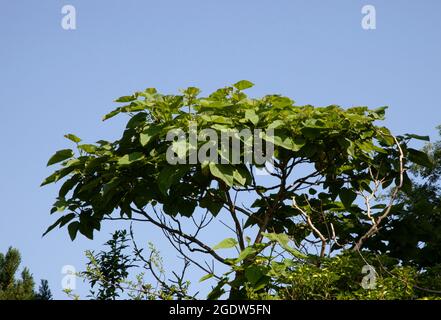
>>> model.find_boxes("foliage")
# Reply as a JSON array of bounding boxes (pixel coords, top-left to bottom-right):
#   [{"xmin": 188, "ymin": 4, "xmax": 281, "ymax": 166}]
[
  {"xmin": 84, "ymin": 230, "xmax": 133, "ymax": 300},
  {"xmin": 43, "ymin": 81, "xmax": 434, "ymax": 299},
  {"xmin": 80, "ymin": 230, "xmax": 193, "ymax": 300},
  {"xmin": 0, "ymin": 247, "xmax": 35, "ymax": 300},
  {"xmin": 363, "ymin": 127, "xmax": 441, "ymax": 269},
  {"xmin": 35, "ymin": 279, "xmax": 53, "ymax": 300},
  {"xmin": 237, "ymin": 250, "xmax": 441, "ymax": 300}
]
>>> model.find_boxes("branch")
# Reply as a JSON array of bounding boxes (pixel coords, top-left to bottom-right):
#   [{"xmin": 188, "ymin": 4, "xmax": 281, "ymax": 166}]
[
  {"xmin": 130, "ymin": 206, "xmax": 230, "ymax": 266},
  {"xmin": 224, "ymin": 187, "xmax": 245, "ymax": 251},
  {"xmin": 353, "ymin": 135, "xmax": 405, "ymax": 251},
  {"xmin": 292, "ymin": 197, "xmax": 327, "ymax": 258}
]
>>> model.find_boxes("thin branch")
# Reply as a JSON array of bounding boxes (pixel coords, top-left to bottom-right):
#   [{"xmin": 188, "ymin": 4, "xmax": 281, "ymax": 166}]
[
  {"xmin": 292, "ymin": 197, "xmax": 327, "ymax": 258},
  {"xmin": 354, "ymin": 135, "xmax": 405, "ymax": 251}
]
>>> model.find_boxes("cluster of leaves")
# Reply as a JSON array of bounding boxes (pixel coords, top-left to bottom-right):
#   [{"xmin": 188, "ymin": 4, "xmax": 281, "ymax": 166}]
[
  {"xmin": 79, "ymin": 230, "xmax": 192, "ymax": 300},
  {"xmin": 270, "ymin": 252, "xmax": 439, "ymax": 300},
  {"xmin": 363, "ymin": 127, "xmax": 441, "ymax": 269},
  {"xmin": 84, "ymin": 230, "xmax": 134, "ymax": 300},
  {"xmin": 206, "ymin": 248, "xmax": 440, "ymax": 300}
]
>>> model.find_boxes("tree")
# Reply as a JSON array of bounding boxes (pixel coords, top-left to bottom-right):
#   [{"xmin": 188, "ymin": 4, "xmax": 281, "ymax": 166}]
[
  {"xmin": 42, "ymin": 81, "xmax": 434, "ymax": 299},
  {"xmin": 363, "ymin": 126, "xmax": 441, "ymax": 270},
  {"xmin": 35, "ymin": 279, "xmax": 53, "ymax": 300},
  {"xmin": 0, "ymin": 247, "xmax": 35, "ymax": 300},
  {"xmin": 84, "ymin": 230, "xmax": 133, "ymax": 300},
  {"xmin": 80, "ymin": 229, "xmax": 193, "ymax": 300}
]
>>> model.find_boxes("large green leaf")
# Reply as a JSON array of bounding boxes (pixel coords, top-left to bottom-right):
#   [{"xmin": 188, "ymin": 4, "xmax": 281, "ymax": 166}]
[
  {"xmin": 405, "ymin": 134, "xmax": 430, "ymax": 142},
  {"xmin": 245, "ymin": 265, "xmax": 265, "ymax": 285},
  {"xmin": 64, "ymin": 134, "xmax": 82, "ymax": 143},
  {"xmin": 233, "ymin": 80, "xmax": 254, "ymax": 91},
  {"xmin": 233, "ymin": 167, "xmax": 251, "ymax": 186},
  {"xmin": 47, "ymin": 149, "xmax": 74, "ymax": 166},
  {"xmin": 158, "ymin": 165, "xmax": 188, "ymax": 195},
  {"xmin": 78, "ymin": 144, "xmax": 96, "ymax": 154},
  {"xmin": 209, "ymin": 163, "xmax": 234, "ymax": 186},
  {"xmin": 339, "ymin": 187, "xmax": 357, "ymax": 209},
  {"xmin": 407, "ymin": 148, "xmax": 433, "ymax": 168},
  {"xmin": 213, "ymin": 238, "xmax": 238, "ymax": 250},
  {"xmin": 67, "ymin": 221, "xmax": 80, "ymax": 241},
  {"xmin": 199, "ymin": 273, "xmax": 214, "ymax": 283},
  {"xmin": 245, "ymin": 109, "xmax": 259, "ymax": 125},
  {"xmin": 140, "ymin": 126, "xmax": 163, "ymax": 146},
  {"xmin": 235, "ymin": 247, "xmax": 256, "ymax": 264},
  {"xmin": 114, "ymin": 95, "xmax": 137, "ymax": 103},
  {"xmin": 117, "ymin": 152, "xmax": 145, "ymax": 165},
  {"xmin": 263, "ymin": 232, "xmax": 307, "ymax": 259}
]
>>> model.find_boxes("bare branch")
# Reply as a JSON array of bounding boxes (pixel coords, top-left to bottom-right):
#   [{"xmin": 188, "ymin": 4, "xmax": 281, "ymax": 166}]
[{"xmin": 354, "ymin": 135, "xmax": 405, "ymax": 251}]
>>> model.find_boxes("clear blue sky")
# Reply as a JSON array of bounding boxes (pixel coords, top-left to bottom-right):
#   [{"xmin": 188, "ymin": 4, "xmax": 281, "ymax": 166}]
[{"xmin": 0, "ymin": 0, "xmax": 440, "ymax": 299}]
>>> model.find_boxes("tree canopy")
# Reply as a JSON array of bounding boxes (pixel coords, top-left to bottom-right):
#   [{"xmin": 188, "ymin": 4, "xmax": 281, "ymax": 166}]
[{"xmin": 43, "ymin": 81, "xmax": 438, "ymax": 299}]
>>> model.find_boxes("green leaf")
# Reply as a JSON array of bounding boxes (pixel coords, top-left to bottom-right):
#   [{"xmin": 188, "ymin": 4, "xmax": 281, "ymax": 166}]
[
  {"xmin": 158, "ymin": 165, "xmax": 188, "ymax": 195},
  {"xmin": 235, "ymin": 247, "xmax": 256, "ymax": 264},
  {"xmin": 407, "ymin": 148, "xmax": 433, "ymax": 168},
  {"xmin": 207, "ymin": 278, "xmax": 227, "ymax": 300},
  {"xmin": 200, "ymin": 194, "xmax": 223, "ymax": 216},
  {"xmin": 144, "ymin": 88, "xmax": 157, "ymax": 95},
  {"xmin": 245, "ymin": 109, "xmax": 259, "ymax": 125},
  {"xmin": 117, "ymin": 152, "xmax": 145, "ymax": 165},
  {"xmin": 41, "ymin": 171, "xmax": 64, "ymax": 187},
  {"xmin": 405, "ymin": 134, "xmax": 430, "ymax": 142},
  {"xmin": 268, "ymin": 120, "xmax": 284, "ymax": 129},
  {"xmin": 376, "ymin": 127, "xmax": 395, "ymax": 146},
  {"xmin": 47, "ymin": 149, "xmax": 74, "ymax": 166},
  {"xmin": 67, "ymin": 221, "xmax": 80, "ymax": 241},
  {"xmin": 115, "ymin": 95, "xmax": 137, "ymax": 103},
  {"xmin": 140, "ymin": 126, "xmax": 162, "ymax": 146},
  {"xmin": 59, "ymin": 174, "xmax": 80, "ymax": 198},
  {"xmin": 263, "ymin": 232, "xmax": 307, "ymax": 259},
  {"xmin": 199, "ymin": 273, "xmax": 214, "ymax": 283},
  {"xmin": 213, "ymin": 238, "xmax": 238, "ymax": 250},
  {"xmin": 42, "ymin": 213, "xmax": 75, "ymax": 237},
  {"xmin": 233, "ymin": 80, "xmax": 254, "ymax": 91},
  {"xmin": 209, "ymin": 163, "xmax": 234, "ymax": 186},
  {"xmin": 263, "ymin": 232, "xmax": 289, "ymax": 246},
  {"xmin": 177, "ymin": 199, "xmax": 197, "ymax": 217},
  {"xmin": 233, "ymin": 167, "xmax": 251, "ymax": 186},
  {"xmin": 301, "ymin": 127, "xmax": 322, "ymax": 139},
  {"xmin": 78, "ymin": 144, "xmax": 96, "ymax": 154},
  {"xmin": 245, "ymin": 265, "xmax": 265, "ymax": 285},
  {"xmin": 262, "ymin": 132, "xmax": 305, "ymax": 152},
  {"xmin": 369, "ymin": 106, "xmax": 388, "ymax": 119},
  {"xmin": 64, "ymin": 134, "xmax": 82, "ymax": 143},
  {"xmin": 339, "ymin": 187, "xmax": 357, "ymax": 209},
  {"xmin": 183, "ymin": 87, "xmax": 201, "ymax": 97},
  {"xmin": 102, "ymin": 108, "xmax": 121, "ymax": 121}
]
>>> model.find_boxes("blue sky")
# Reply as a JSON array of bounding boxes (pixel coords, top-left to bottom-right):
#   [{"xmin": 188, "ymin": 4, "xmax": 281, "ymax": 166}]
[{"xmin": 0, "ymin": 0, "xmax": 440, "ymax": 299}]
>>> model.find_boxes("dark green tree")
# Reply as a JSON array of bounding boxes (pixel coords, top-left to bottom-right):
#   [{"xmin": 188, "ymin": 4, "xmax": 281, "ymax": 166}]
[
  {"xmin": 0, "ymin": 247, "xmax": 35, "ymax": 300},
  {"xmin": 35, "ymin": 279, "xmax": 53, "ymax": 300},
  {"xmin": 364, "ymin": 126, "xmax": 441, "ymax": 269},
  {"xmin": 83, "ymin": 230, "xmax": 133, "ymax": 300}
]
